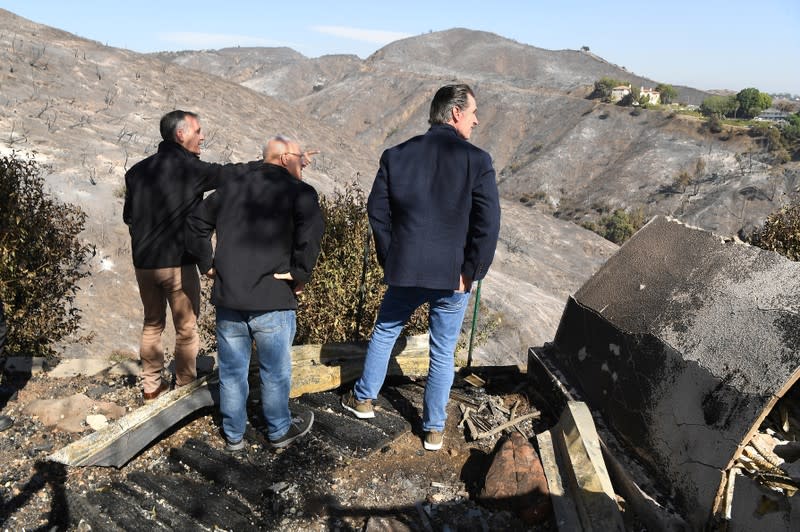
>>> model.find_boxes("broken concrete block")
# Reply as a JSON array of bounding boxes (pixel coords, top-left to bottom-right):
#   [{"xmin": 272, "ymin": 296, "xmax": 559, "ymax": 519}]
[
  {"xmin": 481, "ymin": 431, "xmax": 551, "ymax": 524},
  {"xmin": 547, "ymin": 216, "xmax": 800, "ymax": 528}
]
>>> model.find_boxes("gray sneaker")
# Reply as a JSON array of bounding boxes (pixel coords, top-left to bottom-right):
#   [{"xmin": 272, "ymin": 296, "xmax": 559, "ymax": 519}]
[
  {"xmin": 341, "ymin": 389, "xmax": 375, "ymax": 419},
  {"xmin": 225, "ymin": 438, "xmax": 246, "ymax": 452},
  {"xmin": 424, "ymin": 430, "xmax": 443, "ymax": 451},
  {"xmin": 270, "ymin": 411, "xmax": 314, "ymax": 449}
]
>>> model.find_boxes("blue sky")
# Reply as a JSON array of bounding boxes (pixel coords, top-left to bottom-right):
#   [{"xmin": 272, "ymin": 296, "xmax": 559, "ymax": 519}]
[{"xmin": 3, "ymin": 0, "xmax": 798, "ymax": 95}]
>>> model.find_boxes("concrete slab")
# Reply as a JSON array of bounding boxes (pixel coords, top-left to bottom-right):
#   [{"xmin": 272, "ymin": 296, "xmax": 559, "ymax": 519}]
[
  {"xmin": 548, "ymin": 216, "xmax": 800, "ymax": 527},
  {"xmin": 48, "ymin": 358, "xmax": 113, "ymax": 378}
]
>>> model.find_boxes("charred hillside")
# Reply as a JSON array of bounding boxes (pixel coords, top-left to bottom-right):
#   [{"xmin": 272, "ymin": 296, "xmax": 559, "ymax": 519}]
[
  {"xmin": 0, "ymin": 9, "xmax": 619, "ymax": 364},
  {"xmin": 163, "ymin": 27, "xmax": 796, "ymax": 237}
]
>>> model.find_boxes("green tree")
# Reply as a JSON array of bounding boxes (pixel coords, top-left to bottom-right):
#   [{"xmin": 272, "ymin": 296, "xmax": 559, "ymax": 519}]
[
  {"xmin": 656, "ymin": 83, "xmax": 678, "ymax": 105},
  {"xmin": 0, "ymin": 155, "xmax": 93, "ymax": 357},
  {"xmin": 592, "ymin": 77, "xmax": 623, "ymax": 100},
  {"xmin": 701, "ymin": 95, "xmax": 739, "ymax": 118},
  {"xmin": 736, "ymin": 88, "xmax": 772, "ymax": 118}
]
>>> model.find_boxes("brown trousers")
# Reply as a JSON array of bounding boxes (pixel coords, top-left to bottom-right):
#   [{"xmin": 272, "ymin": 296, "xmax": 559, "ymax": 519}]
[{"xmin": 135, "ymin": 265, "xmax": 200, "ymax": 393}]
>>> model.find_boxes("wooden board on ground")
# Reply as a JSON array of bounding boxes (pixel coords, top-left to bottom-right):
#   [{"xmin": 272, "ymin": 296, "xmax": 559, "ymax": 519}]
[{"xmin": 49, "ymin": 335, "xmax": 429, "ymax": 467}]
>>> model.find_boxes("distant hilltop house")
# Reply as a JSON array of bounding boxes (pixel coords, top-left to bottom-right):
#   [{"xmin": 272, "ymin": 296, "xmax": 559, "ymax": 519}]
[
  {"xmin": 609, "ymin": 84, "xmax": 661, "ymax": 104},
  {"xmin": 639, "ymin": 86, "xmax": 660, "ymax": 105},
  {"xmin": 755, "ymin": 108, "xmax": 791, "ymax": 123},
  {"xmin": 610, "ymin": 84, "xmax": 632, "ymax": 102}
]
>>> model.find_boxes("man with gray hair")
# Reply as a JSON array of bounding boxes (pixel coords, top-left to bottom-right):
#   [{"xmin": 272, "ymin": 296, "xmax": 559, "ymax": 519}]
[
  {"xmin": 124, "ymin": 110, "xmax": 253, "ymax": 403},
  {"xmin": 342, "ymin": 84, "xmax": 501, "ymax": 451},
  {"xmin": 186, "ymin": 135, "xmax": 324, "ymax": 451}
]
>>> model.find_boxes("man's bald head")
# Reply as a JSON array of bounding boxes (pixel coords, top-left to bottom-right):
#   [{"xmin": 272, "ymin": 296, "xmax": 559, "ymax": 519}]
[{"xmin": 264, "ymin": 135, "xmax": 306, "ymax": 179}]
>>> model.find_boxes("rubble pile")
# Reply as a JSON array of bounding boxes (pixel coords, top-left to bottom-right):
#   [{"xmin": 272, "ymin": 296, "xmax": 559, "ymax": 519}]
[{"xmin": 733, "ymin": 386, "xmax": 800, "ymax": 497}]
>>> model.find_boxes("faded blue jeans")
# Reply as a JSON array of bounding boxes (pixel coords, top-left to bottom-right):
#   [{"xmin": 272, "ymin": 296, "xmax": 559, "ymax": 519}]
[
  {"xmin": 354, "ymin": 286, "xmax": 470, "ymax": 432},
  {"xmin": 216, "ymin": 307, "xmax": 296, "ymax": 443}
]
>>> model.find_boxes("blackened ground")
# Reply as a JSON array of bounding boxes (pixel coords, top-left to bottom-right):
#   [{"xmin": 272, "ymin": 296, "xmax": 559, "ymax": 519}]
[{"xmin": 0, "ymin": 367, "xmax": 556, "ymax": 531}]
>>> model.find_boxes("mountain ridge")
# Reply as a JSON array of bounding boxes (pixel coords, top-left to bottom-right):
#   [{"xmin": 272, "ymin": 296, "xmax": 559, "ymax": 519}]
[{"xmin": 0, "ymin": 9, "xmax": 795, "ymax": 365}]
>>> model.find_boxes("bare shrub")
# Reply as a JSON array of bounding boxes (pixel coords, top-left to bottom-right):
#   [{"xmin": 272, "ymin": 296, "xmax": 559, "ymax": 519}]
[{"xmin": 748, "ymin": 203, "xmax": 800, "ymax": 261}]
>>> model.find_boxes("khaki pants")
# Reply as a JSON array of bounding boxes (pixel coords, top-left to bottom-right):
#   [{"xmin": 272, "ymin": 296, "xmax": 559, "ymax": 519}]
[{"xmin": 135, "ymin": 265, "xmax": 200, "ymax": 393}]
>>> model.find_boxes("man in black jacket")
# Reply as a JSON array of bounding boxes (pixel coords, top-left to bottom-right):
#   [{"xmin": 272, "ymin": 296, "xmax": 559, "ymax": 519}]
[
  {"xmin": 186, "ymin": 135, "xmax": 324, "ymax": 451},
  {"xmin": 341, "ymin": 84, "xmax": 501, "ymax": 451},
  {"xmin": 124, "ymin": 110, "xmax": 252, "ymax": 403}
]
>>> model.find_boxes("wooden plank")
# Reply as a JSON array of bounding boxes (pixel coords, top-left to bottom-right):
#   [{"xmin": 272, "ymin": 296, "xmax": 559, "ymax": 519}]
[
  {"xmin": 290, "ymin": 334, "xmax": 429, "ymax": 397},
  {"xmin": 49, "ymin": 374, "xmax": 217, "ymax": 467},
  {"xmin": 554, "ymin": 401, "xmax": 624, "ymax": 532},
  {"xmin": 49, "ymin": 335, "xmax": 430, "ymax": 467},
  {"xmin": 536, "ymin": 429, "xmax": 582, "ymax": 531}
]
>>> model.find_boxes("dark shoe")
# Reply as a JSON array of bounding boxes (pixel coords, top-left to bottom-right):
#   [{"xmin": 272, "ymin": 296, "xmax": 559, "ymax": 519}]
[
  {"xmin": 143, "ymin": 382, "xmax": 170, "ymax": 403},
  {"xmin": 341, "ymin": 389, "xmax": 375, "ymax": 419},
  {"xmin": 0, "ymin": 415, "xmax": 13, "ymax": 432},
  {"xmin": 269, "ymin": 411, "xmax": 314, "ymax": 449},
  {"xmin": 424, "ymin": 430, "xmax": 443, "ymax": 451},
  {"xmin": 225, "ymin": 438, "xmax": 246, "ymax": 452}
]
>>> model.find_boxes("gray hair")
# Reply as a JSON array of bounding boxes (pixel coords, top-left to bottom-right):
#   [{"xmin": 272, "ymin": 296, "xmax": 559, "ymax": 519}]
[
  {"xmin": 428, "ymin": 84, "xmax": 474, "ymax": 125},
  {"xmin": 159, "ymin": 110, "xmax": 198, "ymax": 142}
]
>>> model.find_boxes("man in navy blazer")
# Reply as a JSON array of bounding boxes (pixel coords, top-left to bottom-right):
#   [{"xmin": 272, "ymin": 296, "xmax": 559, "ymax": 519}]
[{"xmin": 342, "ymin": 84, "xmax": 501, "ymax": 451}]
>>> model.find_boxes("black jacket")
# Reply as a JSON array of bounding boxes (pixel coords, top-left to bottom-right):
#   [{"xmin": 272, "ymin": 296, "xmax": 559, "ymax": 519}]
[
  {"xmin": 123, "ymin": 141, "xmax": 251, "ymax": 269},
  {"xmin": 185, "ymin": 163, "xmax": 324, "ymax": 312},
  {"xmin": 367, "ymin": 124, "xmax": 501, "ymax": 289}
]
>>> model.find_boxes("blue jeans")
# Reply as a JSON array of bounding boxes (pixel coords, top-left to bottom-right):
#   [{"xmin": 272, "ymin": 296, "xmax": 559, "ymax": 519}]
[
  {"xmin": 216, "ymin": 307, "xmax": 296, "ymax": 442},
  {"xmin": 354, "ymin": 286, "xmax": 470, "ymax": 432}
]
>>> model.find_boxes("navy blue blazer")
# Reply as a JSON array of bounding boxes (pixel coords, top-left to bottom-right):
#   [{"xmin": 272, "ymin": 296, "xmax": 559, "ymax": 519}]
[{"xmin": 367, "ymin": 124, "xmax": 501, "ymax": 290}]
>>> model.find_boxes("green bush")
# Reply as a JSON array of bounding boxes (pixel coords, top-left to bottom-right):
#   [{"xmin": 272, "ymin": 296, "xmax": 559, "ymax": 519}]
[
  {"xmin": 585, "ymin": 207, "xmax": 647, "ymax": 245},
  {"xmin": 197, "ymin": 181, "xmax": 428, "ymax": 349},
  {"xmin": 748, "ymin": 204, "xmax": 800, "ymax": 261},
  {"xmin": 0, "ymin": 154, "xmax": 93, "ymax": 357},
  {"xmin": 296, "ymin": 181, "xmax": 427, "ymax": 344}
]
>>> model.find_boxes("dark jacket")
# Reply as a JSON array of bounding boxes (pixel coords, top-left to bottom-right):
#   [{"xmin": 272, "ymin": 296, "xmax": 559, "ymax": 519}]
[
  {"xmin": 185, "ymin": 163, "xmax": 324, "ymax": 312},
  {"xmin": 123, "ymin": 141, "xmax": 251, "ymax": 269},
  {"xmin": 367, "ymin": 124, "xmax": 501, "ymax": 290}
]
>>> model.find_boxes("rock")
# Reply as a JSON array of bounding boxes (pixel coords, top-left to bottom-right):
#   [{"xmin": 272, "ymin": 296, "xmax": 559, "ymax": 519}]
[
  {"xmin": 480, "ymin": 432, "xmax": 551, "ymax": 524},
  {"xmin": 86, "ymin": 414, "xmax": 108, "ymax": 430},
  {"xmin": 23, "ymin": 393, "xmax": 125, "ymax": 432}
]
